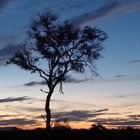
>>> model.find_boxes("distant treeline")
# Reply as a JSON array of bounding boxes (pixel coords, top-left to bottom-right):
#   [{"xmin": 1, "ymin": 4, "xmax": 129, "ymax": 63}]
[{"xmin": 0, "ymin": 126, "xmax": 140, "ymax": 140}]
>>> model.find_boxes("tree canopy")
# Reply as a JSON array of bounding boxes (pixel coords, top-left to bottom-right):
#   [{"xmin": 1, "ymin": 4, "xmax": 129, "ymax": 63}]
[{"xmin": 8, "ymin": 12, "xmax": 107, "ymax": 130}]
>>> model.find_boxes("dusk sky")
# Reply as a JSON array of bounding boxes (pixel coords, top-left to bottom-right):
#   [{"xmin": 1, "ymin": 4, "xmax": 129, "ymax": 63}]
[{"xmin": 0, "ymin": 0, "xmax": 140, "ymax": 129}]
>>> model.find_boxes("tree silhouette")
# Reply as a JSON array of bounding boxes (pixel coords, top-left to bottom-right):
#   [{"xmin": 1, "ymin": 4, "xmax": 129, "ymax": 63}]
[{"xmin": 8, "ymin": 12, "xmax": 107, "ymax": 131}]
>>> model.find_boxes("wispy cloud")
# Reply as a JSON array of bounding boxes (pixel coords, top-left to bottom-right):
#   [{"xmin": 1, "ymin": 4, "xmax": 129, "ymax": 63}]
[
  {"xmin": 0, "ymin": 44, "xmax": 21, "ymax": 66},
  {"xmin": 70, "ymin": 0, "xmax": 139, "ymax": 25},
  {"xmin": 24, "ymin": 75, "xmax": 89, "ymax": 87},
  {"xmin": 90, "ymin": 118, "xmax": 140, "ymax": 126},
  {"xmin": 114, "ymin": 75, "xmax": 128, "ymax": 78},
  {"xmin": 0, "ymin": 0, "xmax": 16, "ymax": 12},
  {"xmin": 115, "ymin": 93, "xmax": 140, "ymax": 98},
  {"xmin": 0, "ymin": 114, "xmax": 17, "ymax": 118},
  {"xmin": 16, "ymin": 106, "xmax": 44, "ymax": 112},
  {"xmin": 24, "ymin": 74, "xmax": 140, "ymax": 88},
  {"xmin": 51, "ymin": 99, "xmax": 96, "ymax": 112},
  {"xmin": 0, "ymin": 96, "xmax": 31, "ymax": 103},
  {"xmin": 128, "ymin": 59, "xmax": 140, "ymax": 64},
  {"xmin": 51, "ymin": 109, "xmax": 109, "ymax": 122},
  {"xmin": 95, "ymin": 75, "xmax": 140, "ymax": 83},
  {"xmin": 115, "ymin": 102, "xmax": 138, "ymax": 108},
  {"xmin": 0, "ymin": 118, "xmax": 38, "ymax": 125},
  {"xmin": 95, "ymin": 108, "xmax": 109, "ymax": 113},
  {"xmin": 62, "ymin": 75, "xmax": 89, "ymax": 83},
  {"xmin": 127, "ymin": 114, "xmax": 140, "ymax": 118},
  {"xmin": 24, "ymin": 81, "xmax": 46, "ymax": 86},
  {"xmin": 52, "ymin": 110, "xmax": 97, "ymax": 122}
]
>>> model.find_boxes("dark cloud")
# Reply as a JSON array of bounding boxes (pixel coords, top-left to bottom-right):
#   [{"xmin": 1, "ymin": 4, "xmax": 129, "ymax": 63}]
[
  {"xmin": 0, "ymin": 127, "xmax": 18, "ymax": 131},
  {"xmin": 127, "ymin": 114, "xmax": 140, "ymax": 119},
  {"xmin": 0, "ymin": 0, "xmax": 16, "ymax": 12},
  {"xmin": 114, "ymin": 75, "xmax": 128, "ymax": 78},
  {"xmin": 52, "ymin": 110, "xmax": 107, "ymax": 122},
  {"xmin": 95, "ymin": 108, "xmax": 109, "ymax": 113},
  {"xmin": 128, "ymin": 59, "xmax": 140, "ymax": 64},
  {"xmin": 52, "ymin": 110, "xmax": 94, "ymax": 122},
  {"xmin": 24, "ymin": 75, "xmax": 140, "ymax": 87},
  {"xmin": 0, "ymin": 118, "xmax": 38, "ymax": 125},
  {"xmin": 62, "ymin": 75, "xmax": 89, "ymax": 83},
  {"xmin": 24, "ymin": 80, "xmax": 46, "ymax": 86},
  {"xmin": 89, "ymin": 112, "xmax": 140, "ymax": 126},
  {"xmin": 16, "ymin": 106, "xmax": 44, "ymax": 112},
  {"xmin": 89, "ymin": 118, "xmax": 140, "ymax": 126},
  {"xmin": 24, "ymin": 75, "xmax": 88, "ymax": 87},
  {"xmin": 0, "ymin": 96, "xmax": 31, "ymax": 103},
  {"xmin": 0, "ymin": 44, "xmax": 21, "ymax": 65},
  {"xmin": 0, "ymin": 34, "xmax": 19, "ymax": 46},
  {"xmin": 0, "ymin": 114, "xmax": 17, "ymax": 118},
  {"xmin": 70, "ymin": 0, "xmax": 139, "ymax": 25}
]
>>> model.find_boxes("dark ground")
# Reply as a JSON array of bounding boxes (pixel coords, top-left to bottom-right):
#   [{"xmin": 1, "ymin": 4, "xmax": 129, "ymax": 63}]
[{"xmin": 0, "ymin": 127, "xmax": 140, "ymax": 140}]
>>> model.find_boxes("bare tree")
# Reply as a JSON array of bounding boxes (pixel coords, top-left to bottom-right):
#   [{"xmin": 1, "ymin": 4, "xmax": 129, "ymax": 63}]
[{"xmin": 8, "ymin": 12, "xmax": 107, "ymax": 131}]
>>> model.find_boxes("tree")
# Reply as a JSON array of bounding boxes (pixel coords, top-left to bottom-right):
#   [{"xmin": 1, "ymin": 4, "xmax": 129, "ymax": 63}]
[{"xmin": 8, "ymin": 12, "xmax": 107, "ymax": 131}]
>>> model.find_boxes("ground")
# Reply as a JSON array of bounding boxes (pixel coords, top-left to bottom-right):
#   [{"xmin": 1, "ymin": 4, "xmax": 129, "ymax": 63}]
[{"xmin": 0, "ymin": 127, "xmax": 140, "ymax": 140}]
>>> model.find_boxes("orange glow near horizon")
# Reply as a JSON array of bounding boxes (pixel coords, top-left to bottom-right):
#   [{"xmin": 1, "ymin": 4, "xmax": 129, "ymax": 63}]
[
  {"xmin": 14, "ymin": 122, "xmax": 140, "ymax": 130},
  {"xmin": 70, "ymin": 122, "xmax": 93, "ymax": 129},
  {"xmin": 9, "ymin": 121, "xmax": 91, "ymax": 130}
]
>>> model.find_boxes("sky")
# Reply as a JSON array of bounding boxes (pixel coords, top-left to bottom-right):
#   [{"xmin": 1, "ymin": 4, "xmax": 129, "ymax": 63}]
[{"xmin": 0, "ymin": 0, "xmax": 140, "ymax": 129}]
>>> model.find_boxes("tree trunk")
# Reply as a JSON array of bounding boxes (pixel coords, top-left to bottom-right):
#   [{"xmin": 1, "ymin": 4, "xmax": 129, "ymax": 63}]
[{"xmin": 45, "ymin": 92, "xmax": 52, "ymax": 131}]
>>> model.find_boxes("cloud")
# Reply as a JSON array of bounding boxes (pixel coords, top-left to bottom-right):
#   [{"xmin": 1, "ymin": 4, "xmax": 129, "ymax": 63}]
[
  {"xmin": 0, "ymin": 118, "xmax": 38, "ymax": 125},
  {"xmin": 95, "ymin": 75, "xmax": 140, "ymax": 83},
  {"xmin": 51, "ymin": 99, "xmax": 96, "ymax": 112},
  {"xmin": 24, "ymin": 75, "xmax": 89, "ymax": 87},
  {"xmin": 128, "ymin": 59, "xmax": 140, "ymax": 64},
  {"xmin": 116, "ymin": 102, "xmax": 138, "ymax": 108},
  {"xmin": 62, "ymin": 75, "xmax": 89, "ymax": 83},
  {"xmin": 51, "ymin": 99, "xmax": 95, "ymax": 106},
  {"xmin": 95, "ymin": 108, "xmax": 109, "ymax": 113},
  {"xmin": 24, "ymin": 80, "xmax": 46, "ymax": 86},
  {"xmin": 114, "ymin": 75, "xmax": 128, "ymax": 78},
  {"xmin": 0, "ymin": 44, "xmax": 21, "ymax": 66},
  {"xmin": 52, "ymin": 110, "xmax": 96, "ymax": 122},
  {"xmin": 0, "ymin": 0, "xmax": 16, "ymax": 12},
  {"xmin": 115, "ymin": 93, "xmax": 140, "ymax": 98},
  {"xmin": 70, "ymin": 0, "xmax": 139, "ymax": 25},
  {"xmin": 0, "ymin": 114, "xmax": 17, "ymax": 118},
  {"xmin": 0, "ymin": 96, "xmax": 31, "ymax": 103},
  {"xmin": 89, "ymin": 118, "xmax": 140, "ymax": 126},
  {"xmin": 52, "ymin": 109, "xmax": 108, "ymax": 122},
  {"xmin": 16, "ymin": 106, "xmax": 44, "ymax": 112},
  {"xmin": 24, "ymin": 74, "xmax": 140, "ymax": 87},
  {"xmin": 127, "ymin": 114, "xmax": 140, "ymax": 119}
]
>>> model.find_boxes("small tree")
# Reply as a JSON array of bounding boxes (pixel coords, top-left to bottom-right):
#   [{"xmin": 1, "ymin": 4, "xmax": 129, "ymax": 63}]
[{"xmin": 8, "ymin": 12, "xmax": 107, "ymax": 131}]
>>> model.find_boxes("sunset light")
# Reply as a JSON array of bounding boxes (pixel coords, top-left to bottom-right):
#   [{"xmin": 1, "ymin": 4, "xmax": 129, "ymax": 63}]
[{"xmin": 0, "ymin": 0, "xmax": 140, "ymax": 133}]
